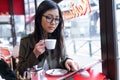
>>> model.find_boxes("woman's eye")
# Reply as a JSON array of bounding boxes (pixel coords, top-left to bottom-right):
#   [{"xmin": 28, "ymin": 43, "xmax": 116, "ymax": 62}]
[
  {"xmin": 55, "ymin": 18, "xmax": 59, "ymax": 21},
  {"xmin": 46, "ymin": 16, "xmax": 52, "ymax": 19}
]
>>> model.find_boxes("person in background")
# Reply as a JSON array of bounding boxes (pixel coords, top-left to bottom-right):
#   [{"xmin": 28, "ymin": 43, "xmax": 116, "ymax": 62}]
[
  {"xmin": 0, "ymin": 59, "xmax": 18, "ymax": 80},
  {"xmin": 17, "ymin": 0, "xmax": 79, "ymax": 77}
]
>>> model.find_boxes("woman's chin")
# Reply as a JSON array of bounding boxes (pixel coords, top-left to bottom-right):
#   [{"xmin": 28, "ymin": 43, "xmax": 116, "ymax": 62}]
[{"xmin": 48, "ymin": 30, "xmax": 54, "ymax": 33}]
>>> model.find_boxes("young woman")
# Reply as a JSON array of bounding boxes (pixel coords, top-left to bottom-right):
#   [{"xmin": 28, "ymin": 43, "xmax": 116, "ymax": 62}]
[{"xmin": 17, "ymin": 0, "xmax": 79, "ymax": 77}]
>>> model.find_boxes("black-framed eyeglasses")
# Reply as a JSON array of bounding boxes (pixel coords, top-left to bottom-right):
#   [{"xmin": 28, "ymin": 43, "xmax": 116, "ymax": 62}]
[{"xmin": 42, "ymin": 15, "xmax": 60, "ymax": 24}]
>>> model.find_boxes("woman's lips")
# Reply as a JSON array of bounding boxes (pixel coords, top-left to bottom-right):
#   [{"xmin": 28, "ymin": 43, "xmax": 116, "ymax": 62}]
[{"xmin": 48, "ymin": 27, "xmax": 55, "ymax": 30}]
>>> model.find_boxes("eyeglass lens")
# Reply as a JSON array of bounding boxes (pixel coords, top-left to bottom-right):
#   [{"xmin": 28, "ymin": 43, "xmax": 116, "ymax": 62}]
[{"xmin": 43, "ymin": 15, "xmax": 60, "ymax": 24}]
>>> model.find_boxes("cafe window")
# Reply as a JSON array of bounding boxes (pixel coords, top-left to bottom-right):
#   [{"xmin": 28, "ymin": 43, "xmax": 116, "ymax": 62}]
[
  {"xmin": 58, "ymin": 0, "xmax": 102, "ymax": 72},
  {"xmin": 0, "ymin": 0, "xmax": 118, "ymax": 79},
  {"xmin": 24, "ymin": 0, "xmax": 44, "ymax": 34}
]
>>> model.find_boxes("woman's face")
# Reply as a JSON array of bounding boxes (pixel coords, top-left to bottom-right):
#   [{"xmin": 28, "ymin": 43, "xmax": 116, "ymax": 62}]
[{"xmin": 41, "ymin": 9, "xmax": 60, "ymax": 33}]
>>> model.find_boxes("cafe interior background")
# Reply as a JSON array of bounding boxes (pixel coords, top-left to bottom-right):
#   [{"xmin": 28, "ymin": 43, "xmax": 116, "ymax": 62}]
[{"xmin": 0, "ymin": 0, "xmax": 120, "ymax": 79}]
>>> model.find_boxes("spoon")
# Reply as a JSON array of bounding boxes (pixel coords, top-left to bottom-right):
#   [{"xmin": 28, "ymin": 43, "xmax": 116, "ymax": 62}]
[{"xmin": 50, "ymin": 69, "xmax": 55, "ymax": 74}]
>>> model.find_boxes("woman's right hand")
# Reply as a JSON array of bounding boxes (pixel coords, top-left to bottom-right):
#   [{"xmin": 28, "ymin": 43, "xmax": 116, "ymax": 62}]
[{"xmin": 33, "ymin": 40, "xmax": 46, "ymax": 58}]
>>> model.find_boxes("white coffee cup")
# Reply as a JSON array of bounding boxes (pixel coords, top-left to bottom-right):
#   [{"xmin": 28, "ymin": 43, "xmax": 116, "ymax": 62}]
[{"xmin": 44, "ymin": 39, "xmax": 56, "ymax": 50}]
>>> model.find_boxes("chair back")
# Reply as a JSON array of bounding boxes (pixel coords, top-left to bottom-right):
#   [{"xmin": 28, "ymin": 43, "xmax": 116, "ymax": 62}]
[{"xmin": 0, "ymin": 47, "xmax": 12, "ymax": 69}]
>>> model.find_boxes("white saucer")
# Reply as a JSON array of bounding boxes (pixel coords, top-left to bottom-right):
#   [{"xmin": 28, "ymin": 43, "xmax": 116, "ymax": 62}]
[{"xmin": 46, "ymin": 69, "xmax": 68, "ymax": 76}]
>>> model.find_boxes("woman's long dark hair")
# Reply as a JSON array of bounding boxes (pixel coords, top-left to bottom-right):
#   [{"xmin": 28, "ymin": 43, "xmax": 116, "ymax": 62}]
[{"xmin": 34, "ymin": 0, "xmax": 64, "ymax": 59}]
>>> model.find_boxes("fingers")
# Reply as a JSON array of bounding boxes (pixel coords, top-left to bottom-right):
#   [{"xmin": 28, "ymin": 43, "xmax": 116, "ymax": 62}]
[
  {"xmin": 70, "ymin": 62, "xmax": 78, "ymax": 71},
  {"xmin": 38, "ymin": 40, "xmax": 46, "ymax": 54},
  {"xmin": 33, "ymin": 40, "xmax": 46, "ymax": 57},
  {"xmin": 65, "ymin": 59, "xmax": 79, "ymax": 71},
  {"xmin": 65, "ymin": 62, "xmax": 71, "ymax": 71}
]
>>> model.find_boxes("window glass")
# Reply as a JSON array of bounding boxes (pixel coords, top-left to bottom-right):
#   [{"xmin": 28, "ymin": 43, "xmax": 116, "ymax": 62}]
[
  {"xmin": 59, "ymin": 0, "xmax": 102, "ymax": 71},
  {"xmin": 24, "ymin": 0, "xmax": 35, "ymax": 34},
  {"xmin": 0, "ymin": 15, "xmax": 25, "ymax": 47},
  {"xmin": 0, "ymin": 24, "xmax": 11, "ymax": 46},
  {"xmin": 0, "ymin": 15, "xmax": 12, "ymax": 49},
  {"xmin": 14, "ymin": 15, "xmax": 25, "ymax": 45}
]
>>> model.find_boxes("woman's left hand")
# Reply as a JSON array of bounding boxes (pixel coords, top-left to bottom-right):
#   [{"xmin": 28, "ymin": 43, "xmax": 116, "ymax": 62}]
[{"xmin": 65, "ymin": 59, "xmax": 79, "ymax": 71}]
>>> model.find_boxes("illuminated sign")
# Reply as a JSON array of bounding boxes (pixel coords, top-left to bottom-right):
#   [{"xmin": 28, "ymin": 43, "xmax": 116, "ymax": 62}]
[{"xmin": 62, "ymin": 0, "xmax": 91, "ymax": 20}]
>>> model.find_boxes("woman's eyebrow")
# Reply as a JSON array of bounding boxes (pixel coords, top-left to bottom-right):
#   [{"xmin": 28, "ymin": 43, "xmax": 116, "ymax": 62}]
[{"xmin": 46, "ymin": 14, "xmax": 59, "ymax": 17}]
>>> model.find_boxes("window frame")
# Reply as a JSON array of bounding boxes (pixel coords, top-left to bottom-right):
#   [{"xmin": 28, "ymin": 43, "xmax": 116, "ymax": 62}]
[{"xmin": 100, "ymin": 0, "xmax": 118, "ymax": 79}]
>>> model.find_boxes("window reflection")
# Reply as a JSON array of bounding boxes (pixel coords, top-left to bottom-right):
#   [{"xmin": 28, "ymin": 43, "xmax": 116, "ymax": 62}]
[{"xmin": 59, "ymin": 0, "xmax": 102, "ymax": 72}]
